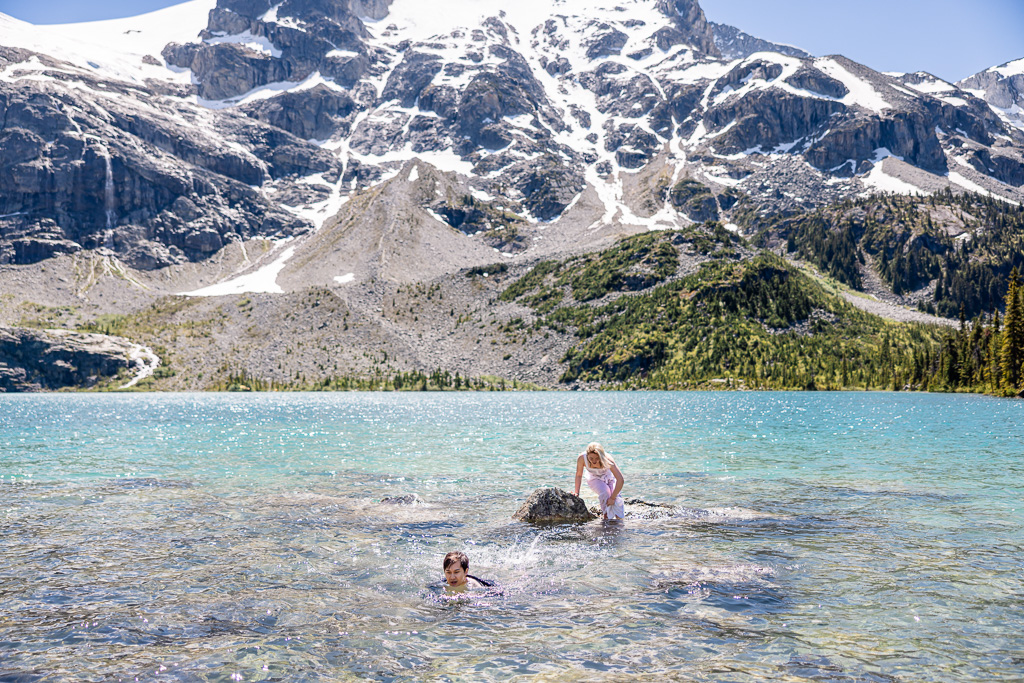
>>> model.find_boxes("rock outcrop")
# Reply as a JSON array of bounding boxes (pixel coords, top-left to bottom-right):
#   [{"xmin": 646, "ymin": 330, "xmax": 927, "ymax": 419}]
[
  {"xmin": 0, "ymin": 49, "xmax": 322, "ymax": 270},
  {"xmin": 0, "ymin": 327, "xmax": 134, "ymax": 391},
  {"xmin": 162, "ymin": 0, "xmax": 383, "ymax": 101},
  {"xmin": 710, "ymin": 22, "xmax": 810, "ymax": 61},
  {"xmin": 513, "ymin": 488, "xmax": 598, "ymax": 523},
  {"xmin": 656, "ymin": 0, "xmax": 719, "ymax": 56},
  {"xmin": 670, "ymin": 179, "xmax": 719, "ymax": 222},
  {"xmin": 959, "ymin": 59, "xmax": 1024, "ymax": 120}
]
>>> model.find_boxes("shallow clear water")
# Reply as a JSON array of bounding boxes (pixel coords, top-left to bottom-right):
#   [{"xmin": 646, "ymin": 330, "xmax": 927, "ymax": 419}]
[{"xmin": 1, "ymin": 391, "xmax": 1022, "ymax": 682}]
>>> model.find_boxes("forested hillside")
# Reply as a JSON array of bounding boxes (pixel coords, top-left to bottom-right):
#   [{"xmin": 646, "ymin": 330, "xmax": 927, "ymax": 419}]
[
  {"xmin": 749, "ymin": 191, "xmax": 1024, "ymax": 320},
  {"xmin": 501, "ymin": 220, "xmax": 1024, "ymax": 396}
]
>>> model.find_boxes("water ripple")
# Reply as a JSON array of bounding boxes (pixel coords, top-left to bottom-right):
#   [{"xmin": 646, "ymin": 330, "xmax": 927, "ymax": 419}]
[{"xmin": 1, "ymin": 392, "xmax": 1022, "ymax": 681}]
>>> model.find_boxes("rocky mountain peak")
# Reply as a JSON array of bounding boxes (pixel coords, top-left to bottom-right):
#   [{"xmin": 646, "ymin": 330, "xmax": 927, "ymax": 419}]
[
  {"xmin": 710, "ymin": 21, "xmax": 810, "ymax": 61},
  {"xmin": 2, "ymin": 0, "xmax": 1023, "ymax": 279},
  {"xmin": 655, "ymin": 0, "xmax": 718, "ymax": 56},
  {"xmin": 958, "ymin": 58, "xmax": 1024, "ymax": 131}
]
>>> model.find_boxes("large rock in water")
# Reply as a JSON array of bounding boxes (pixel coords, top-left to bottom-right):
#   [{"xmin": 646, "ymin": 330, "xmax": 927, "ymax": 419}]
[{"xmin": 513, "ymin": 488, "xmax": 597, "ymax": 523}]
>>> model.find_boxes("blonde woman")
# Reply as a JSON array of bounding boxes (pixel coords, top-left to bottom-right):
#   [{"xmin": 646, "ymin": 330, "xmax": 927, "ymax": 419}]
[{"xmin": 574, "ymin": 442, "xmax": 625, "ymax": 520}]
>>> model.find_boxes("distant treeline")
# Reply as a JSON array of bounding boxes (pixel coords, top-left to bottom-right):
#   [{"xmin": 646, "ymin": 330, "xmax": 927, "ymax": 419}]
[
  {"xmin": 932, "ymin": 267, "xmax": 1024, "ymax": 397},
  {"xmin": 207, "ymin": 368, "xmax": 538, "ymax": 392}
]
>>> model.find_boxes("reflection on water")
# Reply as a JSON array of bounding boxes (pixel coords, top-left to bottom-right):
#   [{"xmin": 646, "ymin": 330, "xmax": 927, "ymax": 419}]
[{"xmin": 1, "ymin": 392, "xmax": 1023, "ymax": 681}]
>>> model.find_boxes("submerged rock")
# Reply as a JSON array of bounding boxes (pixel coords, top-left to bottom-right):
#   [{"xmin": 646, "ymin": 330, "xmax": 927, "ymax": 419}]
[
  {"xmin": 622, "ymin": 498, "xmax": 680, "ymax": 520},
  {"xmin": 380, "ymin": 494, "xmax": 421, "ymax": 505},
  {"xmin": 513, "ymin": 488, "xmax": 597, "ymax": 523},
  {"xmin": 623, "ymin": 498, "xmax": 674, "ymax": 509}
]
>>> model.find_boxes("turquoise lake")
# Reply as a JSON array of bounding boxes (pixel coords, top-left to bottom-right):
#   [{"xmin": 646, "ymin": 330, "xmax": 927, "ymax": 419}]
[{"xmin": 1, "ymin": 391, "xmax": 1022, "ymax": 681}]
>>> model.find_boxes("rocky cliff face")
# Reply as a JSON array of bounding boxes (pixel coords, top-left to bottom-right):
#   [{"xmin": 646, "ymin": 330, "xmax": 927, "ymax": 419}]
[
  {"xmin": 1, "ymin": 0, "xmax": 1022, "ymax": 281},
  {"xmin": 0, "ymin": 44, "xmax": 326, "ymax": 270},
  {"xmin": 959, "ymin": 58, "xmax": 1024, "ymax": 132},
  {"xmin": 0, "ymin": 326, "xmax": 134, "ymax": 391},
  {"xmin": 710, "ymin": 22, "xmax": 810, "ymax": 61},
  {"xmin": 656, "ymin": 0, "xmax": 718, "ymax": 56},
  {"xmin": 162, "ymin": 0, "xmax": 392, "ymax": 100}
]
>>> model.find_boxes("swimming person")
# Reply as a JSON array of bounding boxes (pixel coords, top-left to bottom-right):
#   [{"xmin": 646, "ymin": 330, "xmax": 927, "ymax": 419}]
[
  {"xmin": 442, "ymin": 551, "xmax": 493, "ymax": 592},
  {"xmin": 574, "ymin": 442, "xmax": 625, "ymax": 520}
]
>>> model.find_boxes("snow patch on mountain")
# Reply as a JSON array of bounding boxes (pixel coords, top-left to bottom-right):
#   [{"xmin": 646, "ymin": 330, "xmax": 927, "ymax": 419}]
[
  {"xmin": 380, "ymin": 0, "xmax": 672, "ymax": 46},
  {"xmin": 996, "ymin": 104, "xmax": 1024, "ymax": 131},
  {"xmin": 198, "ymin": 71, "xmax": 345, "ymax": 109},
  {"xmin": 948, "ymin": 171, "xmax": 1020, "ymax": 207},
  {"xmin": 861, "ymin": 157, "xmax": 929, "ymax": 196},
  {"xmin": 182, "ymin": 243, "xmax": 296, "ymax": 296},
  {"xmin": 660, "ymin": 58, "xmax": 734, "ymax": 85},
  {"xmin": 260, "ymin": 3, "xmax": 283, "ymax": 23},
  {"xmin": 991, "ymin": 58, "xmax": 1024, "ymax": 78},
  {"xmin": 0, "ymin": 1, "xmax": 214, "ymax": 83},
  {"xmin": 905, "ymin": 75, "xmax": 956, "ymax": 94},
  {"xmin": 814, "ymin": 57, "xmax": 890, "ymax": 113},
  {"xmin": 282, "ymin": 174, "xmax": 350, "ymax": 231},
  {"xmin": 205, "ymin": 30, "xmax": 282, "ymax": 58}
]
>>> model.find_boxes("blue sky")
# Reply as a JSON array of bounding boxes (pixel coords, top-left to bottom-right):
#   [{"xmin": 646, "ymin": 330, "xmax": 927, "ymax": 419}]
[
  {"xmin": 699, "ymin": 0, "xmax": 1024, "ymax": 82},
  {"xmin": 3, "ymin": 0, "xmax": 1022, "ymax": 81}
]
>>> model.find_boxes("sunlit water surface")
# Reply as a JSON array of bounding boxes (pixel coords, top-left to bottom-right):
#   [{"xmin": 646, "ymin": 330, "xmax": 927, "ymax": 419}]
[{"xmin": 1, "ymin": 392, "xmax": 1022, "ymax": 682}]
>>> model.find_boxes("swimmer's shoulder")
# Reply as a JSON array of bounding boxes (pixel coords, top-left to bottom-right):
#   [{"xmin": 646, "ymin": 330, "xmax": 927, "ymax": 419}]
[{"xmin": 466, "ymin": 574, "xmax": 494, "ymax": 588}]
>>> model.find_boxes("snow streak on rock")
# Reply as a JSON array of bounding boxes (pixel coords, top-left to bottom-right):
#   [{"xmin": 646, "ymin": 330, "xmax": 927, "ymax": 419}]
[{"xmin": 1, "ymin": 0, "xmax": 1023, "ymax": 283}]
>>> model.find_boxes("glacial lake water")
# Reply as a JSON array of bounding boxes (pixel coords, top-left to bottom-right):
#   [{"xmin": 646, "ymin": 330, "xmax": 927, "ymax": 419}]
[{"xmin": 1, "ymin": 391, "xmax": 1022, "ymax": 682}]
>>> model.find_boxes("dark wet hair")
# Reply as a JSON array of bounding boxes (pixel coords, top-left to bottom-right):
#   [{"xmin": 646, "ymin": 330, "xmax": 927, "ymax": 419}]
[{"xmin": 443, "ymin": 551, "xmax": 469, "ymax": 571}]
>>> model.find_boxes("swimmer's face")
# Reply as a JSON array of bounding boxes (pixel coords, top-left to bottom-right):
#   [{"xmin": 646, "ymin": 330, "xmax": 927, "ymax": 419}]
[{"xmin": 444, "ymin": 563, "xmax": 468, "ymax": 587}]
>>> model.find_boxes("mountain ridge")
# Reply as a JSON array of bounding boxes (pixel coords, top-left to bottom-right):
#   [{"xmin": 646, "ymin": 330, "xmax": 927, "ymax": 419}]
[
  {"xmin": 3, "ymin": 0, "xmax": 1022, "ymax": 278},
  {"xmin": 1, "ymin": 0, "xmax": 1023, "ymax": 391}
]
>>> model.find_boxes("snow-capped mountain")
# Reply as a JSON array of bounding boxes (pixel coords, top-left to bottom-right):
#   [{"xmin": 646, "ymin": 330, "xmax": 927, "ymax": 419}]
[
  {"xmin": 709, "ymin": 21, "xmax": 810, "ymax": 61},
  {"xmin": 1, "ymin": 0, "xmax": 1022, "ymax": 279},
  {"xmin": 959, "ymin": 58, "xmax": 1024, "ymax": 132}
]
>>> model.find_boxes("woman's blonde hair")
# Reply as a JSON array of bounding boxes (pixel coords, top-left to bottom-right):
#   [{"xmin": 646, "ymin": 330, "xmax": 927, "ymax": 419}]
[{"xmin": 585, "ymin": 442, "xmax": 613, "ymax": 469}]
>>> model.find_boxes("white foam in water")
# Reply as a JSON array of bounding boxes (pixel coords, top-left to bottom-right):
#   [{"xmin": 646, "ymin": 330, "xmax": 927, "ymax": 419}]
[
  {"xmin": 653, "ymin": 562, "xmax": 777, "ymax": 586},
  {"xmin": 119, "ymin": 344, "xmax": 161, "ymax": 389}
]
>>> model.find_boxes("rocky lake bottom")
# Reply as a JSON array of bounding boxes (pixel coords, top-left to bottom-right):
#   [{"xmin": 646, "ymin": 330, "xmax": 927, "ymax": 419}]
[{"xmin": 1, "ymin": 391, "xmax": 1022, "ymax": 681}]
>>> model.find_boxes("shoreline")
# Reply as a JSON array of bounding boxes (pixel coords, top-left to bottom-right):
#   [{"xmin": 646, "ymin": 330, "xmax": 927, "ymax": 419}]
[{"xmin": 5, "ymin": 385, "xmax": 1017, "ymax": 399}]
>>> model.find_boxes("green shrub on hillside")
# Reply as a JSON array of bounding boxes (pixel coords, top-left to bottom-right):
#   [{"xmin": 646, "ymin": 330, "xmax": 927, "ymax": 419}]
[{"xmin": 502, "ymin": 230, "xmax": 953, "ymax": 390}]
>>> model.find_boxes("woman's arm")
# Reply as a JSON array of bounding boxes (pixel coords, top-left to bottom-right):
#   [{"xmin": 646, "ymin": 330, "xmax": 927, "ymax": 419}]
[
  {"xmin": 573, "ymin": 454, "xmax": 584, "ymax": 496},
  {"xmin": 607, "ymin": 462, "xmax": 624, "ymax": 505}
]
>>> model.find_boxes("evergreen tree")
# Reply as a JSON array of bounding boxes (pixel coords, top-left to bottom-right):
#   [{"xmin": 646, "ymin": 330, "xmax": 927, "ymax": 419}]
[
  {"xmin": 956, "ymin": 304, "xmax": 970, "ymax": 387},
  {"xmin": 970, "ymin": 317, "xmax": 987, "ymax": 387},
  {"xmin": 1001, "ymin": 268, "xmax": 1024, "ymax": 391},
  {"xmin": 943, "ymin": 334, "xmax": 960, "ymax": 389},
  {"xmin": 989, "ymin": 309, "xmax": 1002, "ymax": 391}
]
